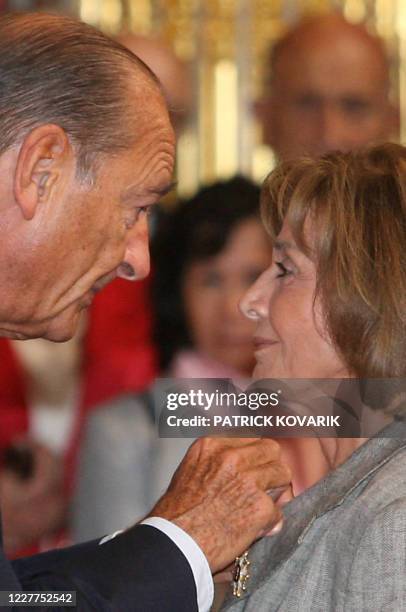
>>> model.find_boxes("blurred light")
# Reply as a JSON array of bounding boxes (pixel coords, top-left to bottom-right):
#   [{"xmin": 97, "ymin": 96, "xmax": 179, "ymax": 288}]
[
  {"xmin": 343, "ymin": 0, "xmax": 366, "ymax": 22},
  {"xmin": 79, "ymin": 0, "xmax": 102, "ymax": 25},
  {"xmin": 214, "ymin": 59, "xmax": 238, "ymax": 178},
  {"xmin": 177, "ymin": 130, "xmax": 199, "ymax": 197},
  {"xmin": 100, "ymin": 0, "xmax": 123, "ymax": 32}
]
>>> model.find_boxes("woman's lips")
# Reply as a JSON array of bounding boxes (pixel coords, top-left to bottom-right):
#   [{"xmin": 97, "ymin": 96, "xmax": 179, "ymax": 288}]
[{"xmin": 253, "ymin": 337, "xmax": 278, "ymax": 351}]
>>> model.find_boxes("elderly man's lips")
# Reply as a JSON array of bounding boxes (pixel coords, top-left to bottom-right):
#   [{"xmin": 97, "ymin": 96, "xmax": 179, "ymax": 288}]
[
  {"xmin": 80, "ymin": 292, "xmax": 94, "ymax": 308},
  {"xmin": 91, "ymin": 272, "xmax": 118, "ymax": 294},
  {"xmin": 79, "ymin": 273, "xmax": 118, "ymax": 309}
]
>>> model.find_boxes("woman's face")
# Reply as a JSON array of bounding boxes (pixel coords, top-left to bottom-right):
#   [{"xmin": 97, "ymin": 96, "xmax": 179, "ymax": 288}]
[
  {"xmin": 182, "ymin": 218, "xmax": 271, "ymax": 375},
  {"xmin": 240, "ymin": 220, "xmax": 349, "ymax": 379}
]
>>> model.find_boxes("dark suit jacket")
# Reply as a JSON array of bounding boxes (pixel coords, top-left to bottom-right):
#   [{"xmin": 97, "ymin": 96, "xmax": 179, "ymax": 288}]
[{"xmin": 1, "ymin": 524, "xmax": 198, "ymax": 611}]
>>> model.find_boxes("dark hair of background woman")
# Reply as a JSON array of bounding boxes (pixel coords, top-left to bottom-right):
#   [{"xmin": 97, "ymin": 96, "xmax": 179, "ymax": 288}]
[{"xmin": 152, "ymin": 175, "xmax": 261, "ymax": 370}]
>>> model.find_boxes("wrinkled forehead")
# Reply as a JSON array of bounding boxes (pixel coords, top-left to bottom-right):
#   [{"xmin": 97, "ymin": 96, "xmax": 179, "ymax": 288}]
[{"xmin": 124, "ymin": 69, "xmax": 175, "ymax": 140}]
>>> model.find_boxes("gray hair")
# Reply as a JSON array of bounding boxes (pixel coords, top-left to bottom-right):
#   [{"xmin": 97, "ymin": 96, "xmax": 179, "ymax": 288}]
[{"xmin": 0, "ymin": 12, "xmax": 159, "ymax": 178}]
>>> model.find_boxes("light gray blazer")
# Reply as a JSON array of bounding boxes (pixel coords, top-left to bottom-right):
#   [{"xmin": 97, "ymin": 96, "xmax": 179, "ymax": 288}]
[
  {"xmin": 72, "ymin": 393, "xmax": 193, "ymax": 541},
  {"xmin": 221, "ymin": 417, "xmax": 406, "ymax": 612}
]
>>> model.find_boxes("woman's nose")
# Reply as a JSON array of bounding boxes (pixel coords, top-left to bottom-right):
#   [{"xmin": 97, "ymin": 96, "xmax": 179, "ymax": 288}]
[{"xmin": 239, "ymin": 269, "xmax": 270, "ymax": 321}]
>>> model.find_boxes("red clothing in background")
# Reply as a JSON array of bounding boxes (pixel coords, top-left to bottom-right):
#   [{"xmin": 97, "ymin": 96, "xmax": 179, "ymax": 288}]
[
  {"xmin": 0, "ymin": 277, "xmax": 157, "ymax": 555},
  {"xmin": 67, "ymin": 277, "xmax": 157, "ymax": 489},
  {"xmin": 0, "ymin": 341, "xmax": 28, "ymax": 453}
]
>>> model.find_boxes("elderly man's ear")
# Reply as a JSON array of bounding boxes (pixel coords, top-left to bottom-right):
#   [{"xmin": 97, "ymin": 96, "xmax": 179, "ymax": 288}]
[{"xmin": 14, "ymin": 124, "xmax": 73, "ymax": 220}]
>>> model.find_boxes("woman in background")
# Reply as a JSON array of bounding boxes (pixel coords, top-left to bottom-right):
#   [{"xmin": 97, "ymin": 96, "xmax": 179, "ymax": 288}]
[{"xmin": 72, "ymin": 176, "xmax": 271, "ymax": 541}]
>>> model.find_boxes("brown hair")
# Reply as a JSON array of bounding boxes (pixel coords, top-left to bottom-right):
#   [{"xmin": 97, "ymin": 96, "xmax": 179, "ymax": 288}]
[
  {"xmin": 0, "ymin": 12, "xmax": 159, "ymax": 177},
  {"xmin": 261, "ymin": 142, "xmax": 406, "ymax": 377}
]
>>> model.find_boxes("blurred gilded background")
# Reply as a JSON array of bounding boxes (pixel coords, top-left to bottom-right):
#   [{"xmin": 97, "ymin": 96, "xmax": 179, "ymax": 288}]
[{"xmin": 6, "ymin": 0, "xmax": 405, "ymax": 194}]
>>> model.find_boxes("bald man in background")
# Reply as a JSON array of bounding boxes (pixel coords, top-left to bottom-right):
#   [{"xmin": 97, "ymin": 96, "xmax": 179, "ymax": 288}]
[{"xmin": 257, "ymin": 13, "xmax": 397, "ymax": 161}]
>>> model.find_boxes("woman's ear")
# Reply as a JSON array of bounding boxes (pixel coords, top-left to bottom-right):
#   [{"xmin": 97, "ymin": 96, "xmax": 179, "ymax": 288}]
[{"xmin": 13, "ymin": 124, "xmax": 72, "ymax": 220}]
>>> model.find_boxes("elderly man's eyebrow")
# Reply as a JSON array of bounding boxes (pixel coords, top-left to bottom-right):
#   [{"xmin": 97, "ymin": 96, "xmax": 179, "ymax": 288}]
[
  {"xmin": 121, "ymin": 180, "xmax": 177, "ymax": 202},
  {"xmin": 151, "ymin": 180, "xmax": 178, "ymax": 197}
]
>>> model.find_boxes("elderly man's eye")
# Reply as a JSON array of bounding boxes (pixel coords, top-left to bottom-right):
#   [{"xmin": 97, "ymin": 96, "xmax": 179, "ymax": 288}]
[
  {"xmin": 124, "ymin": 206, "xmax": 150, "ymax": 230},
  {"xmin": 137, "ymin": 206, "xmax": 150, "ymax": 218}
]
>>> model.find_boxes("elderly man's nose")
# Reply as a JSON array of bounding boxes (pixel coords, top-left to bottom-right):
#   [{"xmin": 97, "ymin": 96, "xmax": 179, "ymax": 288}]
[
  {"xmin": 117, "ymin": 223, "xmax": 150, "ymax": 281},
  {"xmin": 117, "ymin": 261, "xmax": 137, "ymax": 280}
]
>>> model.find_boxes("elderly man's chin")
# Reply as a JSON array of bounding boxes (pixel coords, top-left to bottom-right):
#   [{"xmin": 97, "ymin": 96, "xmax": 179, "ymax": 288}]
[
  {"xmin": 1, "ymin": 304, "xmax": 84, "ymax": 342},
  {"xmin": 40, "ymin": 308, "xmax": 84, "ymax": 342}
]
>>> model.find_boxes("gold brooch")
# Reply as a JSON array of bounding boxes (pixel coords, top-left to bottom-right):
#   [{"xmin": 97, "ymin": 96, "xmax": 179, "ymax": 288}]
[{"xmin": 232, "ymin": 551, "xmax": 251, "ymax": 597}]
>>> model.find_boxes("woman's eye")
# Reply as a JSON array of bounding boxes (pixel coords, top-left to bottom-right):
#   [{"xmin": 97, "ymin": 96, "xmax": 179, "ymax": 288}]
[{"xmin": 276, "ymin": 261, "xmax": 291, "ymax": 278}]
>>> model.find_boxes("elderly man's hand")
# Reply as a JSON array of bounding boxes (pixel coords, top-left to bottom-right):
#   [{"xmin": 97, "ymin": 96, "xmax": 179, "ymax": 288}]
[{"xmin": 149, "ymin": 437, "xmax": 291, "ymax": 573}]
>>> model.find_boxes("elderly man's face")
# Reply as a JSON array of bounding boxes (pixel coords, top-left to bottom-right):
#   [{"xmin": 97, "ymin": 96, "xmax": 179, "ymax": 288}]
[
  {"xmin": 260, "ymin": 30, "xmax": 394, "ymax": 160},
  {"xmin": 0, "ymin": 88, "xmax": 175, "ymax": 341}
]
